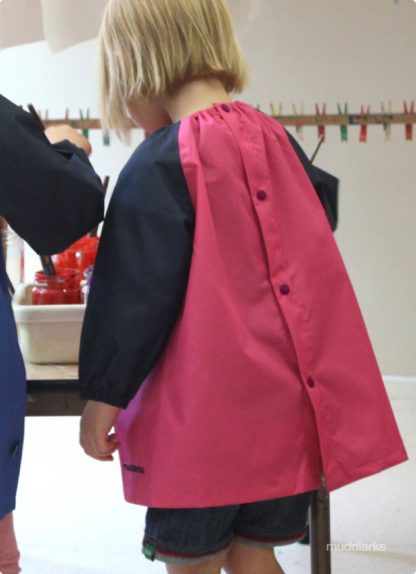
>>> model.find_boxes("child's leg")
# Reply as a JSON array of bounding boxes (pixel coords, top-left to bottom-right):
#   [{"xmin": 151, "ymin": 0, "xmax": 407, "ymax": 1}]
[
  {"xmin": 224, "ymin": 542, "xmax": 285, "ymax": 574},
  {"xmin": 166, "ymin": 553, "xmax": 225, "ymax": 574},
  {"xmin": 0, "ymin": 512, "xmax": 21, "ymax": 574}
]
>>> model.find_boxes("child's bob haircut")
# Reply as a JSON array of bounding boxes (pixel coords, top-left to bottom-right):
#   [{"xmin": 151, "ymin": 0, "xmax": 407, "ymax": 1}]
[{"xmin": 98, "ymin": 0, "xmax": 249, "ymax": 137}]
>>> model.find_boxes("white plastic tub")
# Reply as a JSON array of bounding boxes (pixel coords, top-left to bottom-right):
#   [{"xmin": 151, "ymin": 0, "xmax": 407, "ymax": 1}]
[{"xmin": 12, "ymin": 283, "xmax": 85, "ymax": 364}]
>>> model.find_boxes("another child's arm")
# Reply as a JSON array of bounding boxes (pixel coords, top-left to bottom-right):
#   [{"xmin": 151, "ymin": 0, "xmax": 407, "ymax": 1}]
[{"xmin": 0, "ymin": 95, "xmax": 104, "ymax": 254}]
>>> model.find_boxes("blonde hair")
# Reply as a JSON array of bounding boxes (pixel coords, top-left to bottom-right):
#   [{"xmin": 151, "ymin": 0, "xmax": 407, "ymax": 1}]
[{"xmin": 98, "ymin": 0, "xmax": 249, "ymax": 137}]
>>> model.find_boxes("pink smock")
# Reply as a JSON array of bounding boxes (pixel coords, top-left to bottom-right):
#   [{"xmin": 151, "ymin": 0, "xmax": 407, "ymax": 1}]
[{"xmin": 115, "ymin": 101, "xmax": 408, "ymax": 508}]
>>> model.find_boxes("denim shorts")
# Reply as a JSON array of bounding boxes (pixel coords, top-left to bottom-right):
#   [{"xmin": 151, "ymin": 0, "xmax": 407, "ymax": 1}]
[{"xmin": 142, "ymin": 491, "xmax": 314, "ymax": 565}]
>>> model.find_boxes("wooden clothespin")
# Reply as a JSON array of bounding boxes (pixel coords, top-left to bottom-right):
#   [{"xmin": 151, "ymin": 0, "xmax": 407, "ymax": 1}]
[
  {"xmin": 359, "ymin": 105, "xmax": 371, "ymax": 143},
  {"xmin": 269, "ymin": 102, "xmax": 283, "ymax": 117},
  {"xmin": 292, "ymin": 103, "xmax": 305, "ymax": 141},
  {"xmin": 403, "ymin": 100, "xmax": 414, "ymax": 141},
  {"xmin": 380, "ymin": 101, "xmax": 392, "ymax": 141},
  {"xmin": 315, "ymin": 103, "xmax": 327, "ymax": 142}
]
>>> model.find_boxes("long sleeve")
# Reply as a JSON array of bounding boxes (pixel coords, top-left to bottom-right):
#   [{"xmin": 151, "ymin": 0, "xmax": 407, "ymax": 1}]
[
  {"xmin": 79, "ymin": 127, "xmax": 195, "ymax": 408},
  {"xmin": 285, "ymin": 130, "xmax": 339, "ymax": 231},
  {"xmin": 0, "ymin": 95, "xmax": 104, "ymax": 254}
]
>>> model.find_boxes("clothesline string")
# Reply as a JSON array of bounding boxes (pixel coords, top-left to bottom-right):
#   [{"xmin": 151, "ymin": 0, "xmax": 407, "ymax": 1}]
[{"xmin": 39, "ymin": 112, "xmax": 416, "ymax": 130}]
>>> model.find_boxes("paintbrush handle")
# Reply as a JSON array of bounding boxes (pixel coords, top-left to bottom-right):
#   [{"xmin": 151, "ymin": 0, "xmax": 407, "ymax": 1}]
[
  {"xmin": 27, "ymin": 104, "xmax": 45, "ymax": 130},
  {"xmin": 310, "ymin": 135, "xmax": 324, "ymax": 164},
  {"xmin": 40, "ymin": 255, "xmax": 56, "ymax": 276}
]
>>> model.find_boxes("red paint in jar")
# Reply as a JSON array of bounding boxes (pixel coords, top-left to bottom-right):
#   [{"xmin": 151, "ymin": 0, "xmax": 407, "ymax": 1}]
[
  {"xmin": 32, "ymin": 268, "xmax": 82, "ymax": 305},
  {"xmin": 54, "ymin": 236, "xmax": 99, "ymax": 274}
]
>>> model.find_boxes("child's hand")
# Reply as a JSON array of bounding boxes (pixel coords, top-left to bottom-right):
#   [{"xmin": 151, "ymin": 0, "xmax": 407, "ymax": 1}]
[
  {"xmin": 80, "ymin": 400, "xmax": 121, "ymax": 461},
  {"xmin": 45, "ymin": 124, "xmax": 92, "ymax": 156}
]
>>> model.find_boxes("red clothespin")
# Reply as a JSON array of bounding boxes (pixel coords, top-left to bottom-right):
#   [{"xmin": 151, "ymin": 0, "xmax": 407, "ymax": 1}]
[
  {"xmin": 315, "ymin": 103, "xmax": 326, "ymax": 142},
  {"xmin": 403, "ymin": 100, "xmax": 414, "ymax": 141},
  {"xmin": 359, "ymin": 105, "xmax": 370, "ymax": 143}
]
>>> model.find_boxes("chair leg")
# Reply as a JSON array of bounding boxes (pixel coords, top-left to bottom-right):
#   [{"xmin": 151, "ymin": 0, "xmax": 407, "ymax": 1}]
[{"xmin": 310, "ymin": 477, "xmax": 331, "ymax": 574}]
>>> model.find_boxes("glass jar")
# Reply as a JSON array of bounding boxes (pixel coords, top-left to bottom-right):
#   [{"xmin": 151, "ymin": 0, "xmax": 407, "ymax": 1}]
[
  {"xmin": 80, "ymin": 265, "xmax": 94, "ymax": 304},
  {"xmin": 32, "ymin": 268, "xmax": 81, "ymax": 305},
  {"xmin": 0, "ymin": 218, "xmax": 25, "ymax": 288}
]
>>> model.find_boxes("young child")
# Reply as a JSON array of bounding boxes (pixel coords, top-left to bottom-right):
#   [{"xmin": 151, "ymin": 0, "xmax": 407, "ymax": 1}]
[
  {"xmin": 79, "ymin": 1, "xmax": 408, "ymax": 573},
  {"xmin": 0, "ymin": 94, "xmax": 104, "ymax": 574}
]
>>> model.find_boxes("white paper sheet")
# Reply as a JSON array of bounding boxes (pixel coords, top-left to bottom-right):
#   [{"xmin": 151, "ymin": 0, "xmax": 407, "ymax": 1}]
[
  {"xmin": 0, "ymin": 0, "xmax": 106, "ymax": 52},
  {"xmin": 41, "ymin": 0, "xmax": 107, "ymax": 53},
  {"xmin": 0, "ymin": 0, "xmax": 44, "ymax": 49}
]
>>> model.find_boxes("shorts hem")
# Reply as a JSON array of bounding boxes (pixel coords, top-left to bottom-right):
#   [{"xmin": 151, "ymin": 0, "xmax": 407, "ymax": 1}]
[
  {"xmin": 142, "ymin": 540, "xmax": 232, "ymax": 565},
  {"xmin": 233, "ymin": 527, "xmax": 308, "ymax": 548}
]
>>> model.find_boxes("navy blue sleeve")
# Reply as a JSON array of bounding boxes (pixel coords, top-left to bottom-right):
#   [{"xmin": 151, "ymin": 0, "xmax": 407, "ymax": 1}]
[
  {"xmin": 285, "ymin": 130, "xmax": 339, "ymax": 231},
  {"xmin": 79, "ymin": 125, "xmax": 195, "ymax": 408},
  {"xmin": 0, "ymin": 95, "xmax": 104, "ymax": 254}
]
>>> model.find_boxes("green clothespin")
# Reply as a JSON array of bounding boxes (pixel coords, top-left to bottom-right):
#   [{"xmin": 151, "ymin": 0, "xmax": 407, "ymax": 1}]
[
  {"xmin": 102, "ymin": 130, "xmax": 111, "ymax": 146},
  {"xmin": 337, "ymin": 103, "xmax": 348, "ymax": 142},
  {"xmin": 79, "ymin": 109, "xmax": 90, "ymax": 139}
]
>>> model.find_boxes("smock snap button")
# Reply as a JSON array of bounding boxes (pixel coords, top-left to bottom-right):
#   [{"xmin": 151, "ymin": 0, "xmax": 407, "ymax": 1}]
[
  {"xmin": 256, "ymin": 190, "xmax": 267, "ymax": 200},
  {"xmin": 307, "ymin": 377, "xmax": 315, "ymax": 388},
  {"xmin": 280, "ymin": 284, "xmax": 290, "ymax": 295},
  {"xmin": 221, "ymin": 104, "xmax": 231, "ymax": 112}
]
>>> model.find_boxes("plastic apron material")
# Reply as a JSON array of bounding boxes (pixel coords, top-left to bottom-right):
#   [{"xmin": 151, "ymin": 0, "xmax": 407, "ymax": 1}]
[{"xmin": 113, "ymin": 102, "xmax": 407, "ymax": 508}]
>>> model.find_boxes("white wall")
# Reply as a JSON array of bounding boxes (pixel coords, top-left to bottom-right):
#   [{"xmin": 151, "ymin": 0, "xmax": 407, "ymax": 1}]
[{"xmin": 1, "ymin": 0, "xmax": 415, "ymax": 375}]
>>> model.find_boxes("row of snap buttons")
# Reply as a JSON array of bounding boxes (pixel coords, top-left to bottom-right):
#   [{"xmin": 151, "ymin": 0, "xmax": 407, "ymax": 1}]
[{"xmin": 251, "ymin": 170, "xmax": 316, "ymax": 392}]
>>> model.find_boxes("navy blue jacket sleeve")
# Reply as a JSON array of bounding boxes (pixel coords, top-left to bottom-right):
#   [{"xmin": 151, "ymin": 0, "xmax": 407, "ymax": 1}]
[
  {"xmin": 79, "ymin": 126, "xmax": 195, "ymax": 408},
  {"xmin": 0, "ymin": 94, "xmax": 104, "ymax": 254},
  {"xmin": 285, "ymin": 130, "xmax": 339, "ymax": 231}
]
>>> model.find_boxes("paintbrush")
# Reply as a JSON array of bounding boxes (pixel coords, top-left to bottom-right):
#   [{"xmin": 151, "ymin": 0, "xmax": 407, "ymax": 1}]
[{"xmin": 310, "ymin": 135, "xmax": 324, "ymax": 164}]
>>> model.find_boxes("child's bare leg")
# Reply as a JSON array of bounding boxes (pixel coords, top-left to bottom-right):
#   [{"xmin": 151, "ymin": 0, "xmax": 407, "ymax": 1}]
[
  {"xmin": 0, "ymin": 512, "xmax": 21, "ymax": 574},
  {"xmin": 224, "ymin": 542, "xmax": 285, "ymax": 574},
  {"xmin": 166, "ymin": 553, "xmax": 225, "ymax": 574}
]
